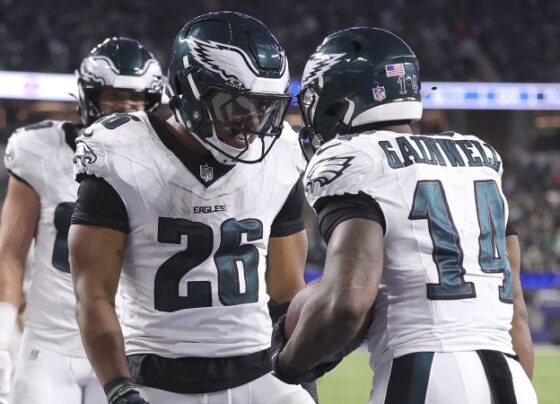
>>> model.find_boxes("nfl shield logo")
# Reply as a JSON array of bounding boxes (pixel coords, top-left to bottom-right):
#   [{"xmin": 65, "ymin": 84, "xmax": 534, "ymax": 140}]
[
  {"xmin": 200, "ymin": 164, "xmax": 214, "ymax": 182},
  {"xmin": 372, "ymin": 86, "xmax": 386, "ymax": 102}
]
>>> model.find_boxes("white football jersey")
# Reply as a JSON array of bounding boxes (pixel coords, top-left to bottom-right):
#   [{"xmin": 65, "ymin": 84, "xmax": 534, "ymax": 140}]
[
  {"xmin": 73, "ymin": 111, "xmax": 305, "ymax": 358},
  {"xmin": 304, "ymin": 131, "xmax": 515, "ymax": 366},
  {"xmin": 4, "ymin": 121, "xmax": 84, "ymax": 356}
]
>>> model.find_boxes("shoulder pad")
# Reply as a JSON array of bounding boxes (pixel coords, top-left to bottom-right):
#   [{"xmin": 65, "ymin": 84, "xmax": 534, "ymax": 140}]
[
  {"xmin": 304, "ymin": 137, "xmax": 379, "ymax": 206},
  {"xmin": 12, "ymin": 120, "xmax": 66, "ymax": 137},
  {"xmin": 20, "ymin": 120, "xmax": 57, "ymax": 132},
  {"xmin": 92, "ymin": 112, "xmax": 143, "ymax": 130},
  {"xmin": 74, "ymin": 111, "xmax": 150, "ymax": 181},
  {"xmin": 5, "ymin": 120, "xmax": 68, "ymax": 170}
]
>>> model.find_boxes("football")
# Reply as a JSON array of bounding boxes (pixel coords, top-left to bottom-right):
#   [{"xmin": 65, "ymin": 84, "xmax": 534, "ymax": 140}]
[{"xmin": 284, "ymin": 278, "xmax": 373, "ymax": 360}]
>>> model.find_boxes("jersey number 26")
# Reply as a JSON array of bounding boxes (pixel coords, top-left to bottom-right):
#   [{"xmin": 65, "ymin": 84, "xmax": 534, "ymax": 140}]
[{"xmin": 154, "ymin": 217, "xmax": 263, "ymax": 312}]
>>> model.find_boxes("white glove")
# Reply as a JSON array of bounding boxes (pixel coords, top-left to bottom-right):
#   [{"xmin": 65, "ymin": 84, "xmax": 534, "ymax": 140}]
[{"xmin": 0, "ymin": 350, "xmax": 12, "ymax": 404}]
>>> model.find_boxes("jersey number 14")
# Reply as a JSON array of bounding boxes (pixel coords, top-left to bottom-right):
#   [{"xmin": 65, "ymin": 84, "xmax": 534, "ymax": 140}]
[{"xmin": 409, "ymin": 180, "xmax": 512, "ymax": 302}]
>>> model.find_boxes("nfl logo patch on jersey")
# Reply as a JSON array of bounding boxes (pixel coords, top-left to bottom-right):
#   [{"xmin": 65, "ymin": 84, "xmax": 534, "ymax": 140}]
[
  {"xmin": 372, "ymin": 86, "xmax": 387, "ymax": 102},
  {"xmin": 200, "ymin": 164, "xmax": 214, "ymax": 182}
]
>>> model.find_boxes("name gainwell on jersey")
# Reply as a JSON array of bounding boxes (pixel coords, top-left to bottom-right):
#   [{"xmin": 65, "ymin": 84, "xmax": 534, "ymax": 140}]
[{"xmin": 378, "ymin": 133, "xmax": 501, "ymax": 172}]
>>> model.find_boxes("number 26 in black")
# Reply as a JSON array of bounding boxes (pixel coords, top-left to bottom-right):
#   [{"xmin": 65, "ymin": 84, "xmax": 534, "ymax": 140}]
[{"xmin": 154, "ymin": 217, "xmax": 263, "ymax": 312}]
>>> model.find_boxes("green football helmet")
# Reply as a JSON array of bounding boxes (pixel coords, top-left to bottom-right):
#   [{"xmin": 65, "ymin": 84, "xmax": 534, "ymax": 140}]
[
  {"xmin": 77, "ymin": 37, "xmax": 163, "ymax": 126},
  {"xmin": 298, "ymin": 28, "xmax": 423, "ymax": 159},
  {"xmin": 166, "ymin": 12, "xmax": 291, "ymax": 165}
]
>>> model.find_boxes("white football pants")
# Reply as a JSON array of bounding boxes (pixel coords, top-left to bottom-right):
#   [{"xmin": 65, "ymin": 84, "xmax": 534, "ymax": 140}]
[
  {"xmin": 138, "ymin": 372, "xmax": 315, "ymax": 404},
  {"xmin": 369, "ymin": 350, "xmax": 537, "ymax": 404},
  {"xmin": 10, "ymin": 329, "xmax": 104, "ymax": 404}
]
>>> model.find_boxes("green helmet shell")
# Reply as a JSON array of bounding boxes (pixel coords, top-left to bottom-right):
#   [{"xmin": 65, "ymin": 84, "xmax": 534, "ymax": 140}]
[
  {"xmin": 166, "ymin": 12, "xmax": 291, "ymax": 164},
  {"xmin": 298, "ymin": 28, "xmax": 422, "ymax": 157},
  {"xmin": 77, "ymin": 37, "xmax": 163, "ymax": 125}
]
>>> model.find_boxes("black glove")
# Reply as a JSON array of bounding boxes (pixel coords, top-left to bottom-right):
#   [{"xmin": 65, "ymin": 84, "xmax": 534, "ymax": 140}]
[
  {"xmin": 270, "ymin": 315, "xmax": 289, "ymax": 360},
  {"xmin": 271, "ymin": 315, "xmax": 342, "ymax": 385},
  {"xmin": 105, "ymin": 377, "xmax": 149, "ymax": 404},
  {"xmin": 270, "ymin": 314, "xmax": 319, "ymax": 402}
]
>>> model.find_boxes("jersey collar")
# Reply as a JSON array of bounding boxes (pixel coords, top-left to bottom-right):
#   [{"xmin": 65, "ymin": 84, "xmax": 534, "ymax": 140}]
[{"xmin": 147, "ymin": 112, "xmax": 234, "ymax": 187}]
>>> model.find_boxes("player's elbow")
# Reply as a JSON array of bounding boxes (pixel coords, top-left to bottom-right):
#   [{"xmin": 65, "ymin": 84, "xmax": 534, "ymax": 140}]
[{"xmin": 73, "ymin": 289, "xmax": 93, "ymax": 326}]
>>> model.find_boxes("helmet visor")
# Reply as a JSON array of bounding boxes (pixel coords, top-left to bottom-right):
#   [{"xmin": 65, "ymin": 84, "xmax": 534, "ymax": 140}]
[{"xmin": 203, "ymin": 88, "xmax": 290, "ymax": 135}]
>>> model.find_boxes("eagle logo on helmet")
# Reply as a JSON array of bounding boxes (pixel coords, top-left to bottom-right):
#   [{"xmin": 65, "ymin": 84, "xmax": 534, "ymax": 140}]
[
  {"xmin": 302, "ymin": 52, "xmax": 346, "ymax": 87},
  {"xmin": 304, "ymin": 155, "xmax": 355, "ymax": 194},
  {"xmin": 186, "ymin": 37, "xmax": 287, "ymax": 90},
  {"xmin": 79, "ymin": 58, "xmax": 106, "ymax": 86}
]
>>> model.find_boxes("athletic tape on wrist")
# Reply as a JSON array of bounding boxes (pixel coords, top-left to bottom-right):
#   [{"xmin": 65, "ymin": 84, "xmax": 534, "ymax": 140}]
[{"xmin": 0, "ymin": 302, "xmax": 18, "ymax": 349}]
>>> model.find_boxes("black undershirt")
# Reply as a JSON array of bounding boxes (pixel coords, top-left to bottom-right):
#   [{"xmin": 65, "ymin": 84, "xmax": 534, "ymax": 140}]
[
  {"xmin": 70, "ymin": 176, "xmax": 130, "ymax": 233},
  {"xmin": 505, "ymin": 222, "xmax": 517, "ymax": 237},
  {"xmin": 314, "ymin": 192, "xmax": 386, "ymax": 244}
]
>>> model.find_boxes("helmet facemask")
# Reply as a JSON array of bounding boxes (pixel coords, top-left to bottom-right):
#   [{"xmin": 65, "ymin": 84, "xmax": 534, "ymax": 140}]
[
  {"xmin": 200, "ymin": 86, "xmax": 291, "ymax": 164},
  {"xmin": 297, "ymin": 82, "xmax": 324, "ymax": 161},
  {"xmin": 167, "ymin": 12, "xmax": 291, "ymax": 165}
]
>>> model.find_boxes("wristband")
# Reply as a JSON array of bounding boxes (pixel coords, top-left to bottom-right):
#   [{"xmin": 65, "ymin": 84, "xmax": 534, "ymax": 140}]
[
  {"xmin": 104, "ymin": 377, "xmax": 136, "ymax": 404},
  {"xmin": 0, "ymin": 302, "xmax": 18, "ymax": 350}
]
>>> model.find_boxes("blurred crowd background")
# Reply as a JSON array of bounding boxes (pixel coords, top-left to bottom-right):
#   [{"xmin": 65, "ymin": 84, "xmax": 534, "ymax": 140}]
[
  {"xmin": 1, "ymin": 0, "xmax": 559, "ymax": 82},
  {"xmin": 0, "ymin": 0, "xmax": 559, "ymax": 341}
]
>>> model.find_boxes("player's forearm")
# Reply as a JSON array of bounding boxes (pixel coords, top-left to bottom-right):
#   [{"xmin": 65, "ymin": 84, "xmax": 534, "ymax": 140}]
[
  {"xmin": 511, "ymin": 307, "xmax": 534, "ymax": 379},
  {"xmin": 281, "ymin": 290, "xmax": 365, "ymax": 370},
  {"xmin": 0, "ymin": 255, "xmax": 25, "ymax": 307},
  {"xmin": 76, "ymin": 298, "xmax": 130, "ymax": 386},
  {"xmin": 267, "ymin": 232, "xmax": 308, "ymax": 303}
]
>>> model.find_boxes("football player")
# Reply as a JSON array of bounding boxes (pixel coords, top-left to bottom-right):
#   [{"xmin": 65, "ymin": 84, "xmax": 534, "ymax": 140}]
[
  {"xmin": 0, "ymin": 37, "xmax": 162, "ymax": 404},
  {"xmin": 272, "ymin": 27, "xmax": 537, "ymax": 404},
  {"xmin": 69, "ymin": 12, "xmax": 315, "ymax": 404}
]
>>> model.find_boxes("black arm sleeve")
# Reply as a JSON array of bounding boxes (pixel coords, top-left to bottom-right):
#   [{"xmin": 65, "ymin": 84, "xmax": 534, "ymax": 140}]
[
  {"xmin": 71, "ymin": 175, "xmax": 130, "ymax": 234},
  {"xmin": 506, "ymin": 221, "xmax": 518, "ymax": 236},
  {"xmin": 270, "ymin": 178, "xmax": 305, "ymax": 238},
  {"xmin": 314, "ymin": 192, "xmax": 386, "ymax": 244}
]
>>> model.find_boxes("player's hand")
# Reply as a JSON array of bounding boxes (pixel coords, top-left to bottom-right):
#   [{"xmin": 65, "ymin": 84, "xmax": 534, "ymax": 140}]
[
  {"xmin": 272, "ymin": 349, "xmax": 341, "ymax": 384},
  {"xmin": 0, "ymin": 349, "xmax": 12, "ymax": 404},
  {"xmin": 270, "ymin": 315, "xmax": 288, "ymax": 359},
  {"xmin": 105, "ymin": 378, "xmax": 149, "ymax": 404},
  {"xmin": 271, "ymin": 316, "xmax": 342, "ymax": 384}
]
